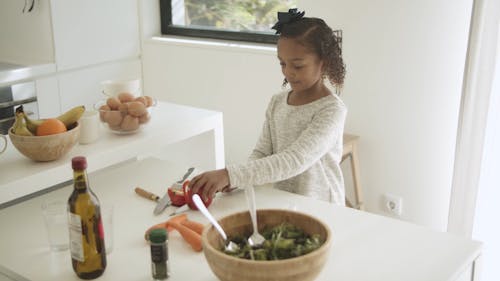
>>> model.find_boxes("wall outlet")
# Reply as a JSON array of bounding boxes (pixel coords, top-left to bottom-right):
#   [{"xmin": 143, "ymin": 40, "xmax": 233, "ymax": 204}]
[{"xmin": 383, "ymin": 193, "xmax": 403, "ymax": 217}]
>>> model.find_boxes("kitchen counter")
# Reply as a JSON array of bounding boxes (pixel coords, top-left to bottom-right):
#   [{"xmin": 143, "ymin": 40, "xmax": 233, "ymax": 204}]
[
  {"xmin": 0, "ymin": 157, "xmax": 482, "ymax": 281},
  {"xmin": 0, "ymin": 101, "xmax": 224, "ymax": 206},
  {"xmin": 0, "ymin": 62, "xmax": 56, "ymax": 87}
]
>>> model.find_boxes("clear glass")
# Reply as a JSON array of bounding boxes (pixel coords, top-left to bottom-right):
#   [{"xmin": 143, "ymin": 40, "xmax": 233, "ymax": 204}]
[
  {"xmin": 102, "ymin": 205, "xmax": 114, "ymax": 254},
  {"xmin": 41, "ymin": 199, "xmax": 69, "ymax": 251}
]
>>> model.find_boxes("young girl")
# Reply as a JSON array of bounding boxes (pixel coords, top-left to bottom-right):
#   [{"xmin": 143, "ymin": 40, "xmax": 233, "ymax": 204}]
[{"xmin": 190, "ymin": 9, "xmax": 347, "ymax": 204}]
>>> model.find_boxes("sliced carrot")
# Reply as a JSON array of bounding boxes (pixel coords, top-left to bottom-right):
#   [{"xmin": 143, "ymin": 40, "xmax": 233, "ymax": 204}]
[
  {"xmin": 168, "ymin": 221, "xmax": 202, "ymax": 252},
  {"xmin": 180, "ymin": 220, "xmax": 204, "ymax": 235}
]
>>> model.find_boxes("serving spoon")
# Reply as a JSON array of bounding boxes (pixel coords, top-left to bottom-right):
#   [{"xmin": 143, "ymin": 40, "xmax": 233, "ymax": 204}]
[
  {"xmin": 191, "ymin": 194, "xmax": 239, "ymax": 253},
  {"xmin": 245, "ymin": 186, "xmax": 265, "ymax": 247}
]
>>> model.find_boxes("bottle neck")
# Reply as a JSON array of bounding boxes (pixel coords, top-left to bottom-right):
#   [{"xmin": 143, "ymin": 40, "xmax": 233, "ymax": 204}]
[{"xmin": 73, "ymin": 169, "xmax": 89, "ymax": 191}]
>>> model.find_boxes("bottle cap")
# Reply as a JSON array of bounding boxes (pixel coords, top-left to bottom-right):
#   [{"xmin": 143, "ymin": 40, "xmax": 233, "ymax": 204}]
[
  {"xmin": 72, "ymin": 156, "xmax": 87, "ymax": 170},
  {"xmin": 149, "ymin": 228, "xmax": 167, "ymax": 243}
]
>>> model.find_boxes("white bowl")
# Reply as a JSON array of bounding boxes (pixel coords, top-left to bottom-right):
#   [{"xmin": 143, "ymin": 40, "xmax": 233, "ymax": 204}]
[{"xmin": 101, "ymin": 78, "xmax": 141, "ymax": 98}]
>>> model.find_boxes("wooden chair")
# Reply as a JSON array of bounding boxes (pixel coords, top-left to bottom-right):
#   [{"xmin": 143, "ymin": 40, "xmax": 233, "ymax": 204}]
[{"xmin": 342, "ymin": 134, "xmax": 364, "ymax": 210}]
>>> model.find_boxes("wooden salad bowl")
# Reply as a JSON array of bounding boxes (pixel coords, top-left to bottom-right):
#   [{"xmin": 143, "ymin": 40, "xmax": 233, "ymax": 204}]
[{"xmin": 201, "ymin": 209, "xmax": 332, "ymax": 281}]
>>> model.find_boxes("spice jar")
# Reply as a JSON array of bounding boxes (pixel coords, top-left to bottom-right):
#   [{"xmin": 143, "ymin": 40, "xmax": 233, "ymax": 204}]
[{"xmin": 149, "ymin": 229, "xmax": 169, "ymax": 280}]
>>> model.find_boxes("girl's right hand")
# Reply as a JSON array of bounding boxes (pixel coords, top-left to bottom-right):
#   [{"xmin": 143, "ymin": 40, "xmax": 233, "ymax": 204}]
[{"xmin": 189, "ymin": 169, "xmax": 231, "ymax": 201}]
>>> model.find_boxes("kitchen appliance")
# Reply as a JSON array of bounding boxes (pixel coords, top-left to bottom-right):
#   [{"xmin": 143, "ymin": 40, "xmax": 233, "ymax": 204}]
[{"xmin": 0, "ymin": 81, "xmax": 38, "ymax": 135}]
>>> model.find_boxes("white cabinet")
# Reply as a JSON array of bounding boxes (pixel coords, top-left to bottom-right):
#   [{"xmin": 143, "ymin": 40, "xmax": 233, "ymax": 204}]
[
  {"xmin": 57, "ymin": 59, "xmax": 142, "ymax": 111},
  {"xmin": 50, "ymin": 0, "xmax": 140, "ymax": 70}
]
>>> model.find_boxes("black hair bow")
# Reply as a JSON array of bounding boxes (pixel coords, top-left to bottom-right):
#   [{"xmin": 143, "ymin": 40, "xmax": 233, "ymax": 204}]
[{"xmin": 271, "ymin": 8, "xmax": 305, "ymax": 34}]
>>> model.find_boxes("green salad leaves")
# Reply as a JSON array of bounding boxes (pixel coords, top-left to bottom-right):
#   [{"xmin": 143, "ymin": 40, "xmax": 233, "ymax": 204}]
[{"xmin": 222, "ymin": 222, "xmax": 323, "ymax": 260}]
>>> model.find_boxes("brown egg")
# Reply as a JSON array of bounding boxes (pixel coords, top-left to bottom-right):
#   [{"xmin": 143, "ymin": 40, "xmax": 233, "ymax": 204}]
[
  {"xmin": 139, "ymin": 112, "xmax": 151, "ymax": 124},
  {"xmin": 105, "ymin": 110, "xmax": 123, "ymax": 127},
  {"xmin": 144, "ymin": 96, "xmax": 154, "ymax": 107},
  {"xmin": 118, "ymin": 103, "xmax": 129, "ymax": 116},
  {"xmin": 106, "ymin": 97, "xmax": 121, "ymax": 110},
  {"xmin": 118, "ymin": 92, "xmax": 135, "ymax": 103},
  {"xmin": 135, "ymin": 96, "xmax": 147, "ymax": 106},
  {"xmin": 99, "ymin": 105, "xmax": 111, "ymax": 121},
  {"xmin": 128, "ymin": 101, "xmax": 147, "ymax": 117},
  {"xmin": 121, "ymin": 114, "xmax": 139, "ymax": 131}
]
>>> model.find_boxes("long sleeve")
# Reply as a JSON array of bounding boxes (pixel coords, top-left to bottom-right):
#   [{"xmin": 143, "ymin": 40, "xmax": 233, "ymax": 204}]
[
  {"xmin": 227, "ymin": 102, "xmax": 346, "ymax": 187},
  {"xmin": 248, "ymin": 97, "xmax": 274, "ymax": 161},
  {"xmin": 226, "ymin": 88, "xmax": 347, "ymax": 205}
]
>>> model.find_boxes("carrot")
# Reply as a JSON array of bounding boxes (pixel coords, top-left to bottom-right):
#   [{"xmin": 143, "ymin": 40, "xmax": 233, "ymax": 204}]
[
  {"xmin": 144, "ymin": 222, "xmax": 167, "ymax": 241},
  {"xmin": 166, "ymin": 213, "xmax": 188, "ymax": 232},
  {"xmin": 168, "ymin": 221, "xmax": 202, "ymax": 252},
  {"xmin": 180, "ymin": 220, "xmax": 204, "ymax": 235}
]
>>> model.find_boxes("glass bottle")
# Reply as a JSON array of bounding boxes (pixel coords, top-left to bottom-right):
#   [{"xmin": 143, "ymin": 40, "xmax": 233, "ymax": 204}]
[
  {"xmin": 149, "ymin": 228, "xmax": 169, "ymax": 280},
  {"xmin": 68, "ymin": 156, "xmax": 107, "ymax": 279}
]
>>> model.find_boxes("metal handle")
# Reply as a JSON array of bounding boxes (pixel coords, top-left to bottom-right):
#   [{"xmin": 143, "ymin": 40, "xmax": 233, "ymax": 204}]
[
  {"xmin": 0, "ymin": 97, "xmax": 37, "ymax": 109},
  {"xmin": 245, "ymin": 186, "xmax": 259, "ymax": 236},
  {"xmin": 192, "ymin": 194, "xmax": 227, "ymax": 240},
  {"xmin": 0, "ymin": 110, "xmax": 35, "ymax": 124}
]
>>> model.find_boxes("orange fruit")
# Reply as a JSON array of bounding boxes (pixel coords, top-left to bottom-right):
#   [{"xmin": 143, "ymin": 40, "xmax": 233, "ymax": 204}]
[{"xmin": 36, "ymin": 118, "xmax": 67, "ymax": 136}]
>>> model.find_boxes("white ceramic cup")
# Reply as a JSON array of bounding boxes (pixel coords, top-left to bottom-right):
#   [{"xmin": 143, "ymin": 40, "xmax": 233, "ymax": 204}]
[
  {"xmin": 79, "ymin": 110, "xmax": 101, "ymax": 144},
  {"xmin": 0, "ymin": 135, "xmax": 6, "ymax": 155}
]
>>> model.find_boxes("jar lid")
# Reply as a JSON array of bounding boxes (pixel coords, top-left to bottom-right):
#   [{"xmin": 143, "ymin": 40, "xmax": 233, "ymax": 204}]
[
  {"xmin": 149, "ymin": 228, "xmax": 167, "ymax": 243},
  {"xmin": 72, "ymin": 156, "xmax": 87, "ymax": 170}
]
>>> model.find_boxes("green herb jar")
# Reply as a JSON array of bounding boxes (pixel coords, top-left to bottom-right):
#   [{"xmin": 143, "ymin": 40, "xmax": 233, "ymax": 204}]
[{"xmin": 149, "ymin": 229, "xmax": 169, "ymax": 280}]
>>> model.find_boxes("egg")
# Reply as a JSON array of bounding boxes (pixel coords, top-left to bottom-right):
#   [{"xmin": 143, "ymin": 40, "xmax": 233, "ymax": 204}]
[
  {"xmin": 99, "ymin": 105, "xmax": 111, "ymax": 121},
  {"xmin": 118, "ymin": 92, "xmax": 135, "ymax": 103},
  {"xmin": 118, "ymin": 103, "xmax": 129, "ymax": 116},
  {"xmin": 106, "ymin": 97, "xmax": 121, "ymax": 110},
  {"xmin": 105, "ymin": 110, "xmax": 123, "ymax": 127},
  {"xmin": 121, "ymin": 114, "xmax": 139, "ymax": 131},
  {"xmin": 128, "ymin": 101, "xmax": 147, "ymax": 117},
  {"xmin": 139, "ymin": 112, "xmax": 151, "ymax": 124},
  {"xmin": 135, "ymin": 96, "xmax": 147, "ymax": 106},
  {"xmin": 144, "ymin": 96, "xmax": 154, "ymax": 107}
]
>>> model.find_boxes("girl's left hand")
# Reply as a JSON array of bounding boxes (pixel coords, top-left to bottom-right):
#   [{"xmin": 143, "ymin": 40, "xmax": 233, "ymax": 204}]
[{"xmin": 189, "ymin": 169, "xmax": 230, "ymax": 201}]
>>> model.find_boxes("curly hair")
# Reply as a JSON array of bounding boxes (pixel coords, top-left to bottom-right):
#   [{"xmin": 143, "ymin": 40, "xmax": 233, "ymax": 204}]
[{"xmin": 279, "ymin": 18, "xmax": 345, "ymax": 88}]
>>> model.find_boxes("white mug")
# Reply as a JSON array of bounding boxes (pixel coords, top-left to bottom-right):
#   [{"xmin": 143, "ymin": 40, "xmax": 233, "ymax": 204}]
[
  {"xmin": 0, "ymin": 135, "xmax": 7, "ymax": 155},
  {"xmin": 79, "ymin": 110, "xmax": 101, "ymax": 144}
]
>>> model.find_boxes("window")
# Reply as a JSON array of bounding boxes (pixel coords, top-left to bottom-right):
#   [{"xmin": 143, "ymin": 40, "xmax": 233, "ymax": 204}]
[{"xmin": 159, "ymin": 0, "xmax": 298, "ymax": 44}]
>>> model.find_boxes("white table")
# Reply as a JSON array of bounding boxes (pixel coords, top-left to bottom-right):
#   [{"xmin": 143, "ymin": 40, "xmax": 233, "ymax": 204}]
[
  {"xmin": 0, "ymin": 158, "xmax": 482, "ymax": 281},
  {"xmin": 0, "ymin": 101, "xmax": 224, "ymax": 206}
]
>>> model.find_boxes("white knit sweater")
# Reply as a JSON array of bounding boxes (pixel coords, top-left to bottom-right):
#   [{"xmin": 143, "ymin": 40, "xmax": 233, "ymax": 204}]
[{"xmin": 226, "ymin": 91, "xmax": 347, "ymax": 204}]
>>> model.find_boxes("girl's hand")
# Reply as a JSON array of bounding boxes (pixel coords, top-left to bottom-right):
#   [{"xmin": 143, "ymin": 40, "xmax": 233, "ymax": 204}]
[{"xmin": 189, "ymin": 169, "xmax": 230, "ymax": 201}]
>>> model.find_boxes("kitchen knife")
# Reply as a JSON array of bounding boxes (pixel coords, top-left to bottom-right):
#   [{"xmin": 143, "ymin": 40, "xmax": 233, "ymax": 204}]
[
  {"xmin": 134, "ymin": 187, "xmax": 160, "ymax": 202},
  {"xmin": 153, "ymin": 167, "xmax": 196, "ymax": 215},
  {"xmin": 168, "ymin": 204, "xmax": 190, "ymax": 217},
  {"xmin": 153, "ymin": 193, "xmax": 172, "ymax": 215}
]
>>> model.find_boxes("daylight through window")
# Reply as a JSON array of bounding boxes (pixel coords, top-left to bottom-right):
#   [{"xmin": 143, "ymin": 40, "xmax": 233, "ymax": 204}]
[{"xmin": 160, "ymin": 0, "xmax": 298, "ymax": 43}]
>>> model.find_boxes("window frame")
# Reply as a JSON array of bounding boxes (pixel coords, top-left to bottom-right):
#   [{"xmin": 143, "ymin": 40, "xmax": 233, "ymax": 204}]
[{"xmin": 159, "ymin": 0, "xmax": 279, "ymax": 44}]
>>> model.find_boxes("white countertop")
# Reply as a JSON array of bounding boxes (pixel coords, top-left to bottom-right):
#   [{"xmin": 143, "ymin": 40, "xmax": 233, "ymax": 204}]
[
  {"xmin": 0, "ymin": 158, "xmax": 482, "ymax": 281},
  {"xmin": 0, "ymin": 101, "xmax": 224, "ymax": 206}
]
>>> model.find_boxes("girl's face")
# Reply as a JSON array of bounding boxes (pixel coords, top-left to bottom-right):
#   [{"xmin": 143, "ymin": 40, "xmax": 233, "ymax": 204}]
[{"xmin": 277, "ymin": 38, "xmax": 324, "ymax": 93}]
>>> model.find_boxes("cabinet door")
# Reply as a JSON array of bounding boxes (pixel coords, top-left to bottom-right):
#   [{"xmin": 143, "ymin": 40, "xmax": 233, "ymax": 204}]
[
  {"xmin": 57, "ymin": 59, "xmax": 142, "ymax": 111},
  {"xmin": 50, "ymin": 0, "xmax": 140, "ymax": 70}
]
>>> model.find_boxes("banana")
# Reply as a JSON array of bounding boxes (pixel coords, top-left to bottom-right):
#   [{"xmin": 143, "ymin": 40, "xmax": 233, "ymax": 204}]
[
  {"xmin": 24, "ymin": 113, "xmax": 44, "ymax": 134},
  {"xmin": 56, "ymin": 105, "xmax": 85, "ymax": 127},
  {"xmin": 21, "ymin": 105, "xmax": 85, "ymax": 133},
  {"xmin": 12, "ymin": 108, "xmax": 33, "ymax": 136}
]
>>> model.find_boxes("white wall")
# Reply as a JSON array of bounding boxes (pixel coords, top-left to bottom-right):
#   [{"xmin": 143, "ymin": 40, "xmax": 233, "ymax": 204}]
[{"xmin": 140, "ymin": 0, "xmax": 473, "ymax": 231}]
